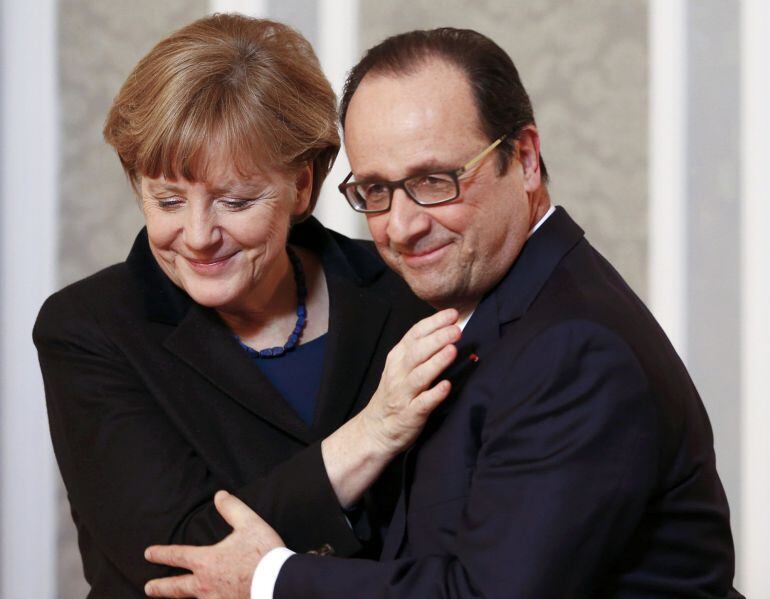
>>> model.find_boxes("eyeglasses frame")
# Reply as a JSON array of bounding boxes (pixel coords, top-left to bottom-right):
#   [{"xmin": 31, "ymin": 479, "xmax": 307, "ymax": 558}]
[{"xmin": 338, "ymin": 134, "xmax": 509, "ymax": 214}]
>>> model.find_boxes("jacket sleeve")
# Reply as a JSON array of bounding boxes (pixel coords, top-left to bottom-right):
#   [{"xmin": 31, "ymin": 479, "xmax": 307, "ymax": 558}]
[
  {"xmin": 276, "ymin": 320, "xmax": 678, "ymax": 598},
  {"xmin": 33, "ymin": 290, "xmax": 361, "ymax": 590}
]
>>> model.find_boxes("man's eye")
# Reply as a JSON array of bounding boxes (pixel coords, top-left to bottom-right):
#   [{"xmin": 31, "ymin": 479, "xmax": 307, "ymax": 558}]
[
  {"xmin": 414, "ymin": 175, "xmax": 451, "ymax": 188},
  {"xmin": 361, "ymin": 183, "xmax": 388, "ymax": 199}
]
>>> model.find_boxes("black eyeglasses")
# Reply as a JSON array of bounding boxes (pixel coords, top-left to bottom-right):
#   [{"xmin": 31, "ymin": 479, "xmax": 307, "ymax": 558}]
[{"xmin": 338, "ymin": 135, "xmax": 508, "ymax": 214}]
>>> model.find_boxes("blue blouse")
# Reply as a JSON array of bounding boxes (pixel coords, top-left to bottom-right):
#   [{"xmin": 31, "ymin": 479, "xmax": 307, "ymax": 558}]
[{"xmin": 241, "ymin": 334, "xmax": 327, "ymax": 427}]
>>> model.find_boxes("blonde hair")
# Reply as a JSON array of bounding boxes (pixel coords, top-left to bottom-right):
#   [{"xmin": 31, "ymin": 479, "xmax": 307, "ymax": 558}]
[{"xmin": 103, "ymin": 13, "xmax": 339, "ymax": 218}]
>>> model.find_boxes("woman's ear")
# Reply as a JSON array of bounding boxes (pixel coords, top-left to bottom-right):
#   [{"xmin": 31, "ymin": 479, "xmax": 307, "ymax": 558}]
[{"xmin": 292, "ymin": 163, "xmax": 314, "ymax": 217}]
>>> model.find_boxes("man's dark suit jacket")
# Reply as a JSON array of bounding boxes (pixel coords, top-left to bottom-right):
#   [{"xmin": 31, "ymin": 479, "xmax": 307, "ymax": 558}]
[
  {"xmin": 277, "ymin": 207, "xmax": 737, "ymax": 598},
  {"xmin": 33, "ymin": 217, "xmax": 430, "ymax": 598}
]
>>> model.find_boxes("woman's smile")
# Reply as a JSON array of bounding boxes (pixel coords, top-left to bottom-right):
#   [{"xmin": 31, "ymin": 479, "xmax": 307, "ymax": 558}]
[{"xmin": 182, "ymin": 250, "xmax": 241, "ymax": 275}]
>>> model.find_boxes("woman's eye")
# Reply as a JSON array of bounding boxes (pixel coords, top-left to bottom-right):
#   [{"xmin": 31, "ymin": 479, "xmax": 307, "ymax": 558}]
[
  {"xmin": 220, "ymin": 198, "xmax": 253, "ymax": 211},
  {"xmin": 157, "ymin": 197, "xmax": 183, "ymax": 210}
]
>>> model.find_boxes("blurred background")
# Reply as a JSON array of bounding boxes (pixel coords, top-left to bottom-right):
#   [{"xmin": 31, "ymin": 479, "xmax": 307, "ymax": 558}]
[{"xmin": 1, "ymin": 0, "xmax": 767, "ymax": 597}]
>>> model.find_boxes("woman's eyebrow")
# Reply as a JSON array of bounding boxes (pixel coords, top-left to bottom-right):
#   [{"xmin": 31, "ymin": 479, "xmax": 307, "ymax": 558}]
[{"xmin": 145, "ymin": 182, "xmax": 185, "ymax": 193}]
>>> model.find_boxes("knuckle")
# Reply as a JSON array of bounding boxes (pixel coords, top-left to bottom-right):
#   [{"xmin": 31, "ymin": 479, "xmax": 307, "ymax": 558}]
[
  {"xmin": 385, "ymin": 346, "xmax": 401, "ymax": 365},
  {"xmin": 408, "ymin": 369, "xmax": 428, "ymax": 390}
]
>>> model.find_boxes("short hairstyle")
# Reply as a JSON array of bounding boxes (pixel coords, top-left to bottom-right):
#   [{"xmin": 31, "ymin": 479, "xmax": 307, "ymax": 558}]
[
  {"xmin": 340, "ymin": 27, "xmax": 548, "ymax": 182},
  {"xmin": 104, "ymin": 13, "xmax": 339, "ymax": 218}
]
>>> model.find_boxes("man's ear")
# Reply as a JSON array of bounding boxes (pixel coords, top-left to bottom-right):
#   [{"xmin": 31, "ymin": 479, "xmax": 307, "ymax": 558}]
[
  {"xmin": 515, "ymin": 125, "xmax": 542, "ymax": 193},
  {"xmin": 292, "ymin": 163, "xmax": 314, "ymax": 217}
]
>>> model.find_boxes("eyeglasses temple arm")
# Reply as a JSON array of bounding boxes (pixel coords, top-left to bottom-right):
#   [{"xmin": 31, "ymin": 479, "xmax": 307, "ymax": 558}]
[{"xmin": 456, "ymin": 134, "xmax": 507, "ymax": 175}]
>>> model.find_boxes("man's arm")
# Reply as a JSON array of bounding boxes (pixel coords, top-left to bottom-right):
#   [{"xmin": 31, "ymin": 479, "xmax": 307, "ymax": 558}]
[
  {"xmin": 274, "ymin": 320, "xmax": 660, "ymax": 598},
  {"xmin": 150, "ymin": 320, "xmax": 735, "ymax": 598},
  {"xmin": 146, "ymin": 320, "xmax": 659, "ymax": 598},
  {"xmin": 144, "ymin": 491, "xmax": 285, "ymax": 599}
]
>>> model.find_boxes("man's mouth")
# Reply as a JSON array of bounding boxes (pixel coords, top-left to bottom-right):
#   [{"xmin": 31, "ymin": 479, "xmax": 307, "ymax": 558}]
[{"xmin": 399, "ymin": 242, "xmax": 452, "ymax": 268}]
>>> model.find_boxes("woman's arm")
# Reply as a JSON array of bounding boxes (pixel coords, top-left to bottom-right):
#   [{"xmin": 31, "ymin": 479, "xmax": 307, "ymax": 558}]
[
  {"xmin": 321, "ymin": 309, "xmax": 461, "ymax": 508},
  {"xmin": 33, "ymin": 289, "xmax": 376, "ymax": 590}
]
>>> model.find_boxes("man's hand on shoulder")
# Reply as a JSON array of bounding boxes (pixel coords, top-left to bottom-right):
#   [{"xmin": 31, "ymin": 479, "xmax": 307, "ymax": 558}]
[{"xmin": 144, "ymin": 490, "xmax": 284, "ymax": 599}]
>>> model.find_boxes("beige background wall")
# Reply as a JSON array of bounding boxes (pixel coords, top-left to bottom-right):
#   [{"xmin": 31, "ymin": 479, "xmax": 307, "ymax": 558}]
[{"xmin": 59, "ymin": 1, "xmax": 207, "ymax": 288}]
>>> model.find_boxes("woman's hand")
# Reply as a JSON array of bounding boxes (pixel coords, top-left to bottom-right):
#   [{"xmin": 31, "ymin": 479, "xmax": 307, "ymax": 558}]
[
  {"xmin": 360, "ymin": 308, "xmax": 461, "ymax": 458},
  {"xmin": 322, "ymin": 309, "xmax": 461, "ymax": 507}
]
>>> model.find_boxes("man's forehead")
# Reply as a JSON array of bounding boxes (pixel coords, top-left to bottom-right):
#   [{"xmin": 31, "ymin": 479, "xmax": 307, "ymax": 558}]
[
  {"xmin": 345, "ymin": 59, "xmax": 475, "ymax": 123},
  {"xmin": 343, "ymin": 60, "xmax": 487, "ymax": 180}
]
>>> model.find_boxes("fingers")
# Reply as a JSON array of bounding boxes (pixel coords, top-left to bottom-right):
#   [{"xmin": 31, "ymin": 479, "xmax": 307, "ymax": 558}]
[
  {"xmin": 213, "ymin": 490, "xmax": 260, "ymax": 529},
  {"xmin": 144, "ymin": 574, "xmax": 197, "ymax": 598},
  {"xmin": 392, "ymin": 310, "xmax": 460, "ymax": 371},
  {"xmin": 409, "ymin": 342, "xmax": 458, "ymax": 390},
  {"xmin": 405, "ymin": 323, "xmax": 461, "ymax": 369},
  {"xmin": 413, "ymin": 379, "xmax": 453, "ymax": 415},
  {"xmin": 145, "ymin": 544, "xmax": 200, "ymax": 570},
  {"xmin": 405, "ymin": 308, "xmax": 459, "ymax": 341}
]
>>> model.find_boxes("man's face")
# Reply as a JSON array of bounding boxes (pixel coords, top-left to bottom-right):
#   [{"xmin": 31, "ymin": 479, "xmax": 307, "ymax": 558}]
[{"xmin": 344, "ymin": 60, "xmax": 542, "ymax": 311}]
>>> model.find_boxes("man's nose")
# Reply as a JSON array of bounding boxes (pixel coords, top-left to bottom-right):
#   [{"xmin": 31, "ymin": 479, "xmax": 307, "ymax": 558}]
[
  {"xmin": 386, "ymin": 188, "xmax": 431, "ymax": 246},
  {"xmin": 183, "ymin": 205, "xmax": 221, "ymax": 251}
]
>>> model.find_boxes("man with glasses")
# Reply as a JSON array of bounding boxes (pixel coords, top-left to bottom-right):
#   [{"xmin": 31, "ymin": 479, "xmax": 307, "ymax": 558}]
[{"xmin": 145, "ymin": 28, "xmax": 739, "ymax": 598}]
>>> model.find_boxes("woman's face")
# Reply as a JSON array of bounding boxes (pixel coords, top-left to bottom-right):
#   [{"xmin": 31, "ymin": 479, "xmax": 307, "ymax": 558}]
[{"xmin": 140, "ymin": 156, "xmax": 312, "ymax": 313}]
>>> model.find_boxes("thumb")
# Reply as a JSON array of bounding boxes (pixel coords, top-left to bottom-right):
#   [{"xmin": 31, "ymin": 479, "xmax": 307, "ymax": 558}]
[{"xmin": 214, "ymin": 490, "xmax": 260, "ymax": 529}]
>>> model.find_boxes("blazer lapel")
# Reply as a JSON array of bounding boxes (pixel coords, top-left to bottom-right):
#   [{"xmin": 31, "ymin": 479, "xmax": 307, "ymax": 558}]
[
  {"xmin": 128, "ymin": 218, "xmax": 398, "ymax": 445},
  {"xmin": 163, "ymin": 302, "xmax": 315, "ymax": 445},
  {"xmin": 312, "ymin": 271, "xmax": 390, "ymax": 438}
]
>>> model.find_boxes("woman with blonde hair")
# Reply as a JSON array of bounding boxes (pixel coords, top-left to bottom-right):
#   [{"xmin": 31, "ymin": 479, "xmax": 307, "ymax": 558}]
[{"xmin": 35, "ymin": 14, "xmax": 458, "ymax": 597}]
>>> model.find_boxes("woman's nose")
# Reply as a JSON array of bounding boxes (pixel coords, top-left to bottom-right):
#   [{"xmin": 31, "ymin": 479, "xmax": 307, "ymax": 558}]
[{"xmin": 183, "ymin": 207, "xmax": 221, "ymax": 251}]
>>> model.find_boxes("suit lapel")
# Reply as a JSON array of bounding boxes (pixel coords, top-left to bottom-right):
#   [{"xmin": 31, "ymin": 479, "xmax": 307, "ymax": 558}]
[
  {"xmin": 311, "ymin": 271, "xmax": 390, "ymax": 438},
  {"xmin": 164, "ymin": 303, "xmax": 314, "ymax": 444}
]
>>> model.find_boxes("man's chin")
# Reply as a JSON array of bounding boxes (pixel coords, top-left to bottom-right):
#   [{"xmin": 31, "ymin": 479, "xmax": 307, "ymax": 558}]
[{"xmin": 403, "ymin": 276, "xmax": 458, "ymax": 308}]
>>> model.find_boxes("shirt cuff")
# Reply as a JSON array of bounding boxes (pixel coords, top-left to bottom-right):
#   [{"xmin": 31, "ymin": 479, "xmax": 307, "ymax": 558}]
[{"xmin": 251, "ymin": 547, "xmax": 295, "ymax": 599}]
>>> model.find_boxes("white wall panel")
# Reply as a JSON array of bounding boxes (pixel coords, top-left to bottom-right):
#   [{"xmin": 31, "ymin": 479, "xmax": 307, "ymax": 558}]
[
  {"xmin": 740, "ymin": 0, "xmax": 770, "ymax": 594},
  {"xmin": 315, "ymin": 0, "xmax": 367, "ymax": 239},
  {"xmin": 0, "ymin": 1, "xmax": 59, "ymax": 597},
  {"xmin": 648, "ymin": 0, "xmax": 687, "ymax": 359}
]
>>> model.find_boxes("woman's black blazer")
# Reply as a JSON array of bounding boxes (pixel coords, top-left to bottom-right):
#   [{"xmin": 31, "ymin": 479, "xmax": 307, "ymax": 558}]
[{"xmin": 34, "ymin": 217, "xmax": 431, "ymax": 598}]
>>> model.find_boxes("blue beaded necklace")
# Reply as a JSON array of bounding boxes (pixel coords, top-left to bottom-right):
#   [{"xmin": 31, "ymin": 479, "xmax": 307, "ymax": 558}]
[{"xmin": 239, "ymin": 246, "xmax": 307, "ymax": 359}]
